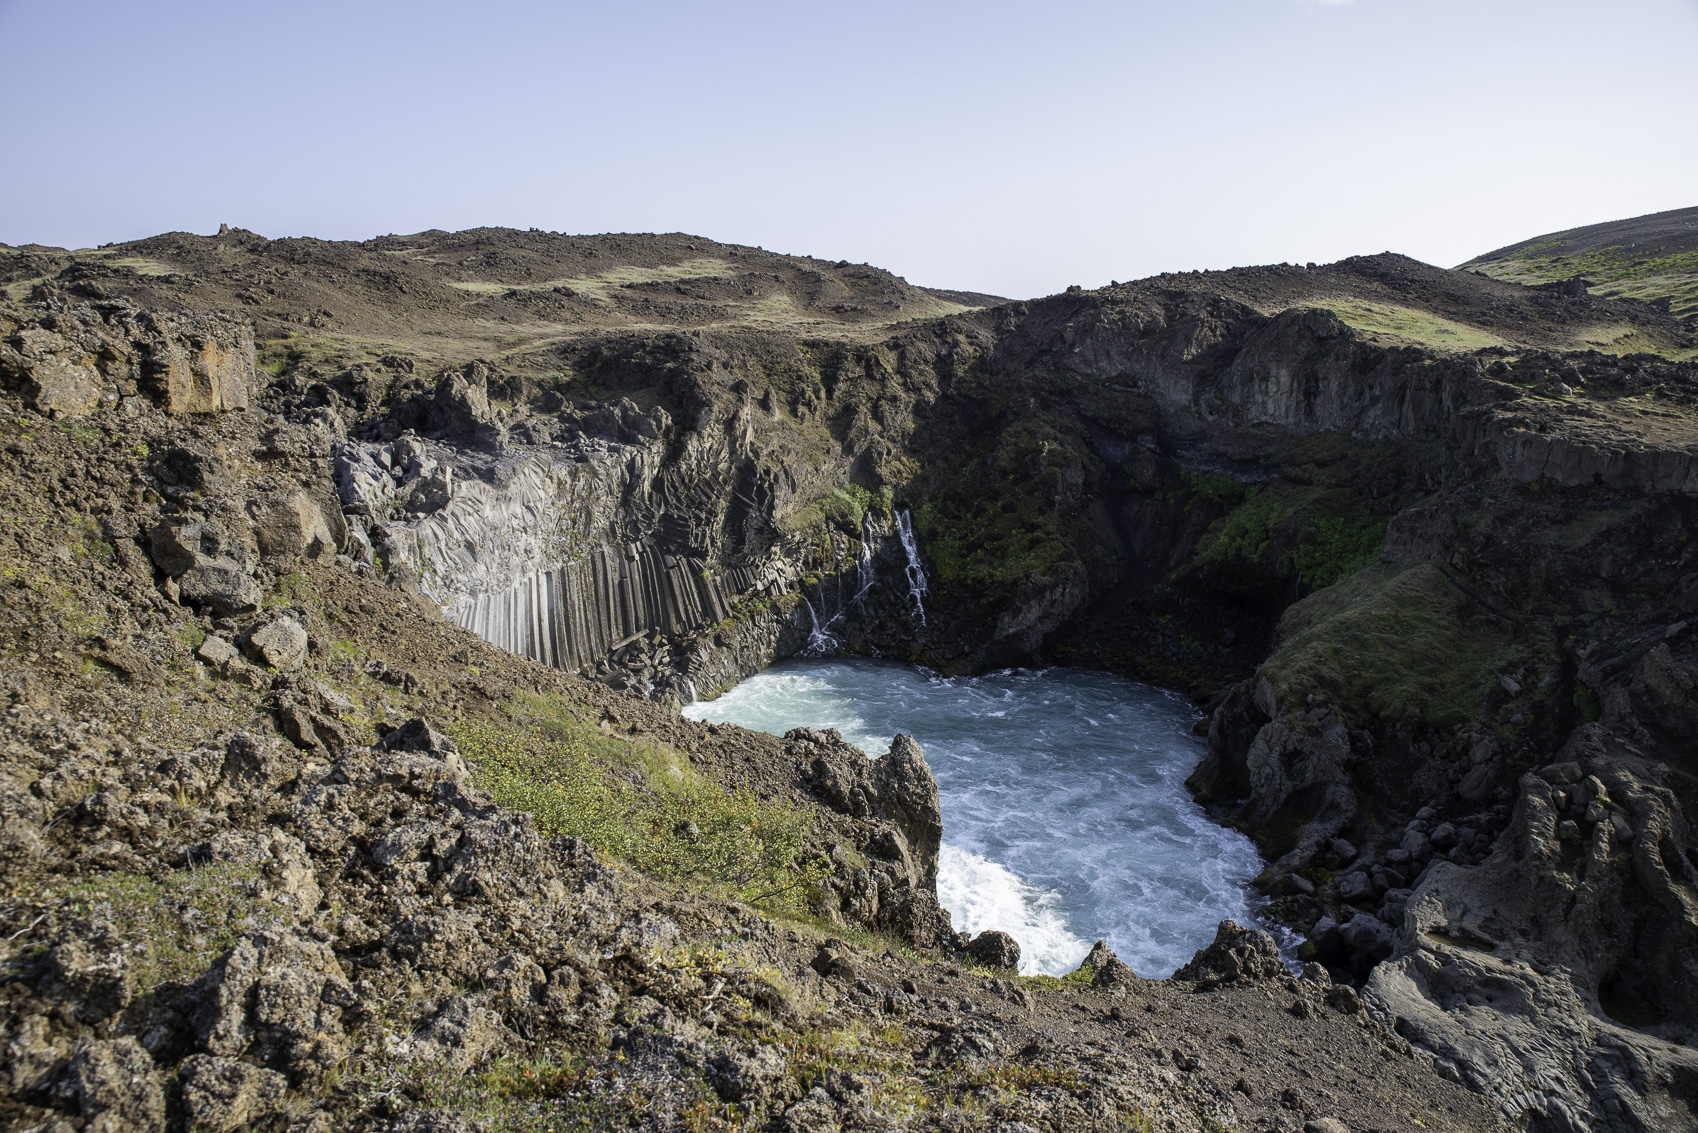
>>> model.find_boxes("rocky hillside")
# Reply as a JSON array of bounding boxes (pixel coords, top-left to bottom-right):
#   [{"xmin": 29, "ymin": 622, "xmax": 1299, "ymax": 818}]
[
  {"xmin": 1460, "ymin": 204, "xmax": 1698, "ymax": 325},
  {"xmin": 3, "ymin": 222, "xmax": 1698, "ymax": 1131}
]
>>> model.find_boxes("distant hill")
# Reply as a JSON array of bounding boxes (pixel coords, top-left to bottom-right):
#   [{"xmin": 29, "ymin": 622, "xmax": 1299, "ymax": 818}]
[
  {"xmin": 1459, "ymin": 205, "xmax": 1698, "ymax": 321},
  {"xmin": 0, "ymin": 228, "xmax": 1003, "ymax": 370}
]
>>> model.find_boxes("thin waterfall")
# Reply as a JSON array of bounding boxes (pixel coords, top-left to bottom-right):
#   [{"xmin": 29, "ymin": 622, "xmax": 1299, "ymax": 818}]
[
  {"xmin": 802, "ymin": 595, "xmax": 840, "ymax": 655},
  {"xmin": 850, "ymin": 513, "xmax": 877, "ymax": 607},
  {"xmin": 896, "ymin": 508, "xmax": 928, "ymax": 625}
]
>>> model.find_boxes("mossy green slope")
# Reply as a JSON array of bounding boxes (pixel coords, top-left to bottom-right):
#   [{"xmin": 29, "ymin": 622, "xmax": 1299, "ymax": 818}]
[{"xmin": 1460, "ymin": 204, "xmax": 1698, "ymax": 322}]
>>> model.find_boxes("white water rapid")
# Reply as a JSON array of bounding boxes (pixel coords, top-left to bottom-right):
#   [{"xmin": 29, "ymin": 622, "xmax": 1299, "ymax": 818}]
[{"xmin": 683, "ymin": 659, "xmax": 1266, "ymax": 977}]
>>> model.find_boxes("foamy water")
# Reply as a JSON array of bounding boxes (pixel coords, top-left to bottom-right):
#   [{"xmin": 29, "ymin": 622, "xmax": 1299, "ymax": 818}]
[{"xmin": 683, "ymin": 659, "xmax": 1266, "ymax": 977}]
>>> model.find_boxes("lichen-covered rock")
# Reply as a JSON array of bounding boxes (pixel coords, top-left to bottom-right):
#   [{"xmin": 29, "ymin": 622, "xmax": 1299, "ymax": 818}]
[
  {"xmin": 58, "ymin": 1037, "xmax": 164, "ymax": 1133},
  {"xmin": 403, "ymin": 996, "xmax": 508, "ymax": 1071},
  {"xmin": 250, "ymin": 615, "xmax": 309, "ymax": 671},
  {"xmin": 40, "ymin": 921, "xmax": 134, "ymax": 1022},
  {"xmin": 709, "ymin": 1044, "xmax": 787, "ymax": 1103},
  {"xmin": 178, "ymin": 1054, "xmax": 288, "ymax": 1133},
  {"xmin": 6, "ymin": 1014, "xmax": 70, "ymax": 1096},
  {"xmin": 191, "ymin": 928, "xmax": 356, "ymax": 1085},
  {"xmin": 923, "ymin": 1023, "xmax": 999, "ymax": 1069}
]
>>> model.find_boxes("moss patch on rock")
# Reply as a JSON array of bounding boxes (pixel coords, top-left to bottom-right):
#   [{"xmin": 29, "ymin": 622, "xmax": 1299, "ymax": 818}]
[{"xmin": 1261, "ymin": 561, "xmax": 1519, "ymax": 729}]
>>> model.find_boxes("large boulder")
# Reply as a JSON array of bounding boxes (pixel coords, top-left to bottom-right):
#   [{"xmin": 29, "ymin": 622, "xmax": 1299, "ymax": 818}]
[
  {"xmin": 1077, "ymin": 938, "xmax": 1137, "ymax": 985},
  {"xmin": 249, "ymin": 616, "xmax": 309, "ymax": 671},
  {"xmin": 191, "ymin": 929, "xmax": 356, "ymax": 1086},
  {"xmin": 872, "ymin": 734, "xmax": 944, "ymax": 886},
  {"xmin": 1175, "ymin": 919, "xmax": 1286, "ymax": 985},
  {"xmin": 148, "ymin": 519, "xmax": 261, "ymax": 615},
  {"xmin": 1338, "ymin": 913, "xmax": 1394, "ymax": 961},
  {"xmin": 251, "ymin": 487, "xmax": 344, "ymax": 568},
  {"xmin": 964, "ymin": 930, "xmax": 1021, "ymax": 972}
]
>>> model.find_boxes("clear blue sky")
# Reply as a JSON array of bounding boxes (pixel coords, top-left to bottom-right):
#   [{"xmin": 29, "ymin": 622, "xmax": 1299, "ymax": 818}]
[{"xmin": 2, "ymin": 0, "xmax": 1695, "ymax": 298}]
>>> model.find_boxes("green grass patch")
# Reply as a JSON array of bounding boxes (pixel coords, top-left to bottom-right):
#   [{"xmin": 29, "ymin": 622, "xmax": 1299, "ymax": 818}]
[
  {"xmin": 401, "ymin": 1052, "xmax": 737, "ymax": 1131},
  {"xmin": 15, "ymin": 863, "xmax": 276, "ymax": 990},
  {"xmin": 1325, "ymin": 301, "xmax": 1506, "ymax": 353},
  {"xmin": 1284, "ymin": 515, "xmax": 1387, "ymax": 588},
  {"xmin": 1018, "ymin": 965, "xmax": 1094, "ymax": 992},
  {"xmin": 1261, "ymin": 561, "xmax": 1519, "ymax": 728},
  {"xmin": 452, "ymin": 693, "xmax": 826, "ymax": 910}
]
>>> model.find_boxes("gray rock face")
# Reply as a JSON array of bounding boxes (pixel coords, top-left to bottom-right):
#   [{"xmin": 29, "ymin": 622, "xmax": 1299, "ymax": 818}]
[
  {"xmin": 1338, "ymin": 914, "xmax": 1394, "ymax": 961},
  {"xmin": 1363, "ymin": 722, "xmax": 1698, "ymax": 1133},
  {"xmin": 2, "ymin": 304, "xmax": 252, "ymax": 417}
]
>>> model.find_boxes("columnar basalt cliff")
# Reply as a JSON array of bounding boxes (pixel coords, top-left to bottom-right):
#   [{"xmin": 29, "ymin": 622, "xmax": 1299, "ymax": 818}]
[{"xmin": 2, "ymin": 224, "xmax": 1697, "ymax": 1131}]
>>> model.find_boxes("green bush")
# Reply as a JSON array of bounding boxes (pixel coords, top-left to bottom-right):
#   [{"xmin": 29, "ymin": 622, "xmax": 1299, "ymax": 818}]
[
  {"xmin": 1193, "ymin": 490, "xmax": 1301, "ymax": 569},
  {"xmin": 1283, "ymin": 515, "xmax": 1387, "ymax": 588},
  {"xmin": 453, "ymin": 694, "xmax": 825, "ymax": 908}
]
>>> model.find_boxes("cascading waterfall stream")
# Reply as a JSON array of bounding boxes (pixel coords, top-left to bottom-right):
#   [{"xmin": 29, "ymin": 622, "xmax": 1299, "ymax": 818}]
[
  {"xmin": 801, "ymin": 596, "xmax": 840, "ymax": 656},
  {"xmin": 896, "ymin": 509, "xmax": 928, "ymax": 625},
  {"xmin": 850, "ymin": 514, "xmax": 877, "ymax": 606}
]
